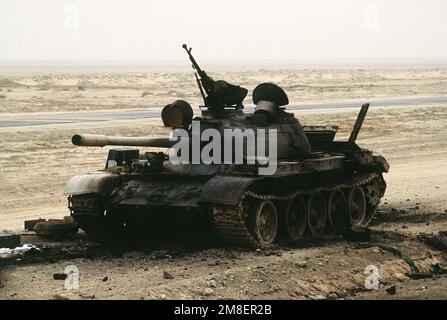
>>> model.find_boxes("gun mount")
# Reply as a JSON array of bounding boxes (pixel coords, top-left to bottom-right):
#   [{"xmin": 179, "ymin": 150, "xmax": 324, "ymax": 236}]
[{"xmin": 182, "ymin": 44, "xmax": 248, "ymax": 112}]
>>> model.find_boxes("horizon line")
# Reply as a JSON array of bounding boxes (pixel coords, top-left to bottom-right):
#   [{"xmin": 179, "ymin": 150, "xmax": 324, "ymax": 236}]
[{"xmin": 1, "ymin": 57, "xmax": 447, "ymax": 63}]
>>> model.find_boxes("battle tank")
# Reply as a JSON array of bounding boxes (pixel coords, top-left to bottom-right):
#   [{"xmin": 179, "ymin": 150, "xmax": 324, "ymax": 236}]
[{"xmin": 64, "ymin": 44, "xmax": 389, "ymax": 247}]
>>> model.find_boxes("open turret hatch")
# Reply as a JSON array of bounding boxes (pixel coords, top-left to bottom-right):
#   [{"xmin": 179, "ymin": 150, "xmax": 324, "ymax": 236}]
[{"xmin": 302, "ymin": 125, "xmax": 339, "ymax": 151}]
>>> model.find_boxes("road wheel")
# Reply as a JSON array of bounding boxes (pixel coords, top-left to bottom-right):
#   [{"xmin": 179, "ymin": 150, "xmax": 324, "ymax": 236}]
[
  {"xmin": 348, "ymin": 187, "xmax": 366, "ymax": 227},
  {"xmin": 253, "ymin": 200, "xmax": 278, "ymax": 246},
  {"xmin": 284, "ymin": 196, "xmax": 307, "ymax": 241},
  {"xmin": 327, "ymin": 190, "xmax": 349, "ymax": 233},
  {"xmin": 307, "ymin": 193, "xmax": 327, "ymax": 237}
]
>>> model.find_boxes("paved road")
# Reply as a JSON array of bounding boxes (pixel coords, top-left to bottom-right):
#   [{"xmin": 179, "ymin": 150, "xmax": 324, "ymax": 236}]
[{"xmin": 1, "ymin": 96, "xmax": 446, "ymax": 129}]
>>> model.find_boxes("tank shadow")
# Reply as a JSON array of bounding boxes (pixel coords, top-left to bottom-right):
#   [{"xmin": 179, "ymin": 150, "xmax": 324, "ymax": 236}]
[{"xmin": 18, "ymin": 206, "xmax": 444, "ymax": 265}]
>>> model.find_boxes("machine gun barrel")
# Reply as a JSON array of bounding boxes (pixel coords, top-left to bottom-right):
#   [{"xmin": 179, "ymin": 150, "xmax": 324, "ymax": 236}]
[
  {"xmin": 72, "ymin": 134, "xmax": 176, "ymax": 148},
  {"xmin": 182, "ymin": 44, "xmax": 203, "ymax": 74},
  {"xmin": 182, "ymin": 44, "xmax": 213, "ymax": 96}
]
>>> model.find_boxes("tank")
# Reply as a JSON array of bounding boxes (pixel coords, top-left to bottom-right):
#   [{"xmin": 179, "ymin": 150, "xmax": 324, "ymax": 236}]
[{"xmin": 64, "ymin": 44, "xmax": 389, "ymax": 247}]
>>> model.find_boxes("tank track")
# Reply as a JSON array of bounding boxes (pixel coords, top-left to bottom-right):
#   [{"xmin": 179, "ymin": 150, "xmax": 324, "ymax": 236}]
[
  {"xmin": 69, "ymin": 172, "xmax": 385, "ymax": 247},
  {"xmin": 210, "ymin": 172, "xmax": 385, "ymax": 247}
]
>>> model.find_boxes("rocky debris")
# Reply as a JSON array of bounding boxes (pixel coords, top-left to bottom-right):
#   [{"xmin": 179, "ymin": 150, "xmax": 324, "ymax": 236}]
[
  {"xmin": 371, "ymin": 247, "xmax": 381, "ymax": 254},
  {"xmin": 149, "ymin": 250, "xmax": 172, "ymax": 260},
  {"xmin": 308, "ymin": 294, "xmax": 326, "ymax": 300},
  {"xmin": 207, "ymin": 279, "xmax": 217, "ymax": 288},
  {"xmin": 201, "ymin": 288, "xmax": 214, "ymax": 296},
  {"xmin": 52, "ymin": 294, "xmax": 70, "ymax": 300},
  {"xmin": 163, "ymin": 271, "xmax": 174, "ymax": 279},
  {"xmin": 342, "ymin": 226, "xmax": 371, "ymax": 242},
  {"xmin": 0, "ymin": 244, "xmax": 41, "ymax": 265},
  {"xmin": 53, "ymin": 273, "xmax": 67, "ymax": 280},
  {"xmin": 0, "ymin": 230, "xmax": 20, "ymax": 248},
  {"xmin": 394, "ymin": 272, "xmax": 407, "ymax": 282},
  {"xmin": 102, "ymin": 276, "xmax": 109, "ymax": 282},
  {"xmin": 13, "ymin": 244, "xmax": 40, "ymax": 254},
  {"xmin": 0, "ymin": 250, "xmax": 20, "ymax": 265},
  {"xmin": 386, "ymin": 285, "xmax": 396, "ymax": 295},
  {"xmin": 327, "ymin": 292, "xmax": 338, "ymax": 300},
  {"xmin": 295, "ymin": 261, "xmax": 308, "ymax": 268},
  {"xmin": 418, "ymin": 231, "xmax": 447, "ymax": 252},
  {"xmin": 256, "ymin": 248, "xmax": 282, "ymax": 257}
]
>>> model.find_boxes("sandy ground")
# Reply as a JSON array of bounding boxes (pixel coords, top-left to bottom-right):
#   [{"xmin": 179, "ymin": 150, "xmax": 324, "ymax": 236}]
[
  {"xmin": 1, "ymin": 67, "xmax": 447, "ymax": 113},
  {"xmin": 0, "ymin": 67, "xmax": 447, "ymax": 300}
]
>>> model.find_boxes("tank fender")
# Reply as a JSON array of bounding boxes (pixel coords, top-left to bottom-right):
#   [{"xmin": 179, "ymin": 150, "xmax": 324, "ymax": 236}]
[
  {"xmin": 64, "ymin": 173, "xmax": 123, "ymax": 197},
  {"xmin": 372, "ymin": 154, "xmax": 390, "ymax": 173},
  {"xmin": 200, "ymin": 176, "xmax": 256, "ymax": 206}
]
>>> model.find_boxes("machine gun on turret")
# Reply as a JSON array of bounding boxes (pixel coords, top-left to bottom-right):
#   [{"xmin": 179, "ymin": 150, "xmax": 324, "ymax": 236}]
[{"xmin": 182, "ymin": 44, "xmax": 248, "ymax": 112}]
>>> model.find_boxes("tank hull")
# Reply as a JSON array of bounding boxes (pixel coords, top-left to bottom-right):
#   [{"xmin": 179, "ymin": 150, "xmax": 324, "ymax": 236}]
[{"xmin": 66, "ymin": 155, "xmax": 386, "ymax": 247}]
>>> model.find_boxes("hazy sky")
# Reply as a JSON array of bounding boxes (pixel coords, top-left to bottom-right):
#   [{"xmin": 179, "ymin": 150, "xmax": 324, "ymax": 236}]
[{"xmin": 1, "ymin": 0, "xmax": 446, "ymax": 61}]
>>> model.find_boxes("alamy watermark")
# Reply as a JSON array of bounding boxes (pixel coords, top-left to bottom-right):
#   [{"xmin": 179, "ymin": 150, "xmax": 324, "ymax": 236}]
[
  {"xmin": 64, "ymin": 5, "xmax": 79, "ymax": 31},
  {"xmin": 364, "ymin": 5, "xmax": 379, "ymax": 31},
  {"xmin": 64, "ymin": 265, "xmax": 79, "ymax": 290},
  {"xmin": 168, "ymin": 121, "xmax": 278, "ymax": 175},
  {"xmin": 364, "ymin": 265, "xmax": 380, "ymax": 290}
]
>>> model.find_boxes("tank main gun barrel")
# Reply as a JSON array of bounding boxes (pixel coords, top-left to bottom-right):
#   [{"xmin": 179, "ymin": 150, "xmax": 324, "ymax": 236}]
[{"xmin": 72, "ymin": 134, "xmax": 176, "ymax": 148}]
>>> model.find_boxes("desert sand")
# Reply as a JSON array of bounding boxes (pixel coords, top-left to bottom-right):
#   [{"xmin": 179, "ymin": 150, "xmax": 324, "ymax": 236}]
[
  {"xmin": 1, "ymin": 66, "xmax": 447, "ymax": 113},
  {"xmin": 0, "ymin": 66, "xmax": 447, "ymax": 300}
]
